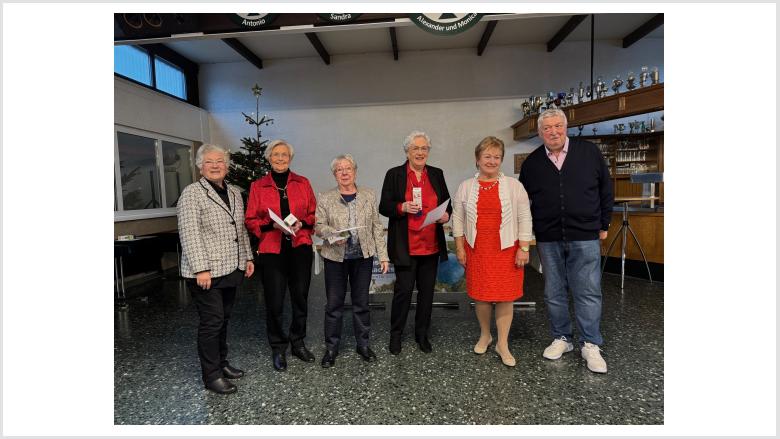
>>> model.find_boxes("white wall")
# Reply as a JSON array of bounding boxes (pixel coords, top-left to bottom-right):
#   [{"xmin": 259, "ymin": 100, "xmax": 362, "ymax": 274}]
[
  {"xmin": 201, "ymin": 38, "xmax": 663, "ymax": 198},
  {"xmin": 114, "ymin": 76, "xmax": 211, "ymax": 143}
]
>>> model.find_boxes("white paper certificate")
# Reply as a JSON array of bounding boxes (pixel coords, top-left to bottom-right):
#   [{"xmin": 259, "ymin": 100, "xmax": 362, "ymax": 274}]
[
  {"xmin": 324, "ymin": 226, "xmax": 364, "ymax": 244},
  {"xmin": 418, "ymin": 199, "xmax": 450, "ymax": 230},
  {"xmin": 269, "ymin": 209, "xmax": 295, "ymax": 236}
]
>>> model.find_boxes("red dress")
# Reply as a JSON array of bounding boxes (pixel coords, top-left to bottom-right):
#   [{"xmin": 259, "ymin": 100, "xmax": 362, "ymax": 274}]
[{"xmin": 465, "ymin": 180, "xmax": 524, "ymax": 302}]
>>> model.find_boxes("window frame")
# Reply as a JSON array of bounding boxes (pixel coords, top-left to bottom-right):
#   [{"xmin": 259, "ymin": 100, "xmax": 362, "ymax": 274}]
[{"xmin": 114, "ymin": 125, "xmax": 195, "ymax": 222}]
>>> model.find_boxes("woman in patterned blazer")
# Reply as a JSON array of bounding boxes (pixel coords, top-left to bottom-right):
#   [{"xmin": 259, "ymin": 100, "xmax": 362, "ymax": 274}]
[
  {"xmin": 178, "ymin": 144, "xmax": 255, "ymax": 395},
  {"xmin": 315, "ymin": 154, "xmax": 389, "ymax": 368}
]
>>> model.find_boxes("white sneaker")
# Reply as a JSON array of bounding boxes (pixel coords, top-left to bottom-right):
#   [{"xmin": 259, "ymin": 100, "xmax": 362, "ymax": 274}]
[
  {"xmin": 581, "ymin": 342, "xmax": 607, "ymax": 373},
  {"xmin": 542, "ymin": 337, "xmax": 574, "ymax": 360}
]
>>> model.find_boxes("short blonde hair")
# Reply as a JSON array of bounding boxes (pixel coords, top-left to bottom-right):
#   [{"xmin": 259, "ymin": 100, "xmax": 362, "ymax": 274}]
[
  {"xmin": 474, "ymin": 136, "xmax": 505, "ymax": 161},
  {"xmin": 264, "ymin": 140, "xmax": 295, "ymax": 161},
  {"xmin": 330, "ymin": 154, "xmax": 358, "ymax": 173}
]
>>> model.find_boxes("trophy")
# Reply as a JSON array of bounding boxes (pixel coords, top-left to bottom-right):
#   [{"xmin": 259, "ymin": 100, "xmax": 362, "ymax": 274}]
[
  {"xmin": 592, "ymin": 126, "xmax": 598, "ymax": 135},
  {"xmin": 629, "ymin": 121, "xmax": 640, "ymax": 134},
  {"xmin": 521, "ymin": 100, "xmax": 531, "ymax": 118},
  {"xmin": 651, "ymin": 66, "xmax": 660, "ymax": 85},
  {"xmin": 649, "ymin": 118, "xmax": 656, "ymax": 132},
  {"xmin": 534, "ymin": 95, "xmax": 544, "ymax": 113},
  {"xmin": 612, "ymin": 76, "xmax": 623, "ymax": 94},
  {"xmin": 613, "ymin": 124, "xmax": 620, "ymax": 134},
  {"xmin": 556, "ymin": 92, "xmax": 566, "ymax": 107},
  {"xmin": 626, "ymin": 71, "xmax": 637, "ymax": 90},
  {"xmin": 566, "ymin": 88, "xmax": 575, "ymax": 106},
  {"xmin": 578, "ymin": 81, "xmax": 585, "ymax": 103},
  {"xmin": 639, "ymin": 66, "xmax": 649, "ymax": 87},
  {"xmin": 617, "ymin": 123, "xmax": 625, "ymax": 134},
  {"xmin": 577, "ymin": 125, "xmax": 584, "ymax": 136},
  {"xmin": 546, "ymin": 92, "xmax": 555, "ymax": 110},
  {"xmin": 596, "ymin": 77, "xmax": 607, "ymax": 99},
  {"xmin": 640, "ymin": 121, "xmax": 647, "ymax": 133},
  {"xmin": 585, "ymin": 85, "xmax": 592, "ymax": 101}
]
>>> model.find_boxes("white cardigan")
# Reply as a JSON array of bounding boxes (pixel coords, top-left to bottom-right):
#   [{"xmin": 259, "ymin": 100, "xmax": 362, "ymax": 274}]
[{"xmin": 452, "ymin": 172, "xmax": 533, "ymax": 250}]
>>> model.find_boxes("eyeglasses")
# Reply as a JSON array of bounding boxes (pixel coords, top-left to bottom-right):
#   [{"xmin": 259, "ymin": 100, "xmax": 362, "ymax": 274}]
[
  {"xmin": 409, "ymin": 146, "xmax": 430, "ymax": 153},
  {"xmin": 335, "ymin": 167, "xmax": 354, "ymax": 174},
  {"xmin": 204, "ymin": 160, "xmax": 226, "ymax": 166}
]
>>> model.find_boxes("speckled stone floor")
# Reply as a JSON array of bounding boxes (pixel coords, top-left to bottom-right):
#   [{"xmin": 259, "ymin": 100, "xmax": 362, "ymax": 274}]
[{"xmin": 114, "ymin": 268, "xmax": 663, "ymax": 425}]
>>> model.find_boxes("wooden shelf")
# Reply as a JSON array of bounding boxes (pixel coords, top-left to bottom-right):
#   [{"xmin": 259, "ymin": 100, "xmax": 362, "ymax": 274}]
[{"xmin": 511, "ymin": 83, "xmax": 664, "ymax": 140}]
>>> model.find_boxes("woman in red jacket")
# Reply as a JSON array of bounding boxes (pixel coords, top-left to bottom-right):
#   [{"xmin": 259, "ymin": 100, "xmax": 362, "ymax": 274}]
[{"xmin": 245, "ymin": 140, "xmax": 317, "ymax": 372}]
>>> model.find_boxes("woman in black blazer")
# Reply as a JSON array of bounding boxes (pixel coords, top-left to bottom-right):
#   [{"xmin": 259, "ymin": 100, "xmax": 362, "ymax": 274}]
[{"xmin": 379, "ymin": 130, "xmax": 452, "ymax": 355}]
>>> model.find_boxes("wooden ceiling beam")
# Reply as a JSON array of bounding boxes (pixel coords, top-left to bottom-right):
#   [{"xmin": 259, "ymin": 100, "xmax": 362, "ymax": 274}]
[
  {"xmin": 622, "ymin": 13, "xmax": 664, "ymax": 48},
  {"xmin": 222, "ymin": 38, "xmax": 263, "ymax": 70},
  {"xmin": 305, "ymin": 32, "xmax": 331, "ymax": 65},
  {"xmin": 389, "ymin": 27, "xmax": 399, "ymax": 60},
  {"xmin": 546, "ymin": 14, "xmax": 588, "ymax": 52},
  {"xmin": 477, "ymin": 20, "xmax": 498, "ymax": 56}
]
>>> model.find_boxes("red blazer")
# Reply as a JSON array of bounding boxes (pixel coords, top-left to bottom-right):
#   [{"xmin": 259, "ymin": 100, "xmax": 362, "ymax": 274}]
[{"xmin": 245, "ymin": 171, "xmax": 317, "ymax": 254}]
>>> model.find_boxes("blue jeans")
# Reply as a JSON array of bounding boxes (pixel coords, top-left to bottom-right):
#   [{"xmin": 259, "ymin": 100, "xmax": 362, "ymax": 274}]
[{"xmin": 536, "ymin": 240, "xmax": 604, "ymax": 346}]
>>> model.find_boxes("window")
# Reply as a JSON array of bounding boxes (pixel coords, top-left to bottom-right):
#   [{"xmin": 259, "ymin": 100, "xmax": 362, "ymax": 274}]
[
  {"xmin": 115, "ymin": 45, "xmax": 192, "ymax": 102},
  {"xmin": 114, "ymin": 45, "xmax": 151, "ymax": 86},
  {"xmin": 114, "ymin": 127, "xmax": 195, "ymax": 220},
  {"xmin": 154, "ymin": 57, "xmax": 187, "ymax": 100}
]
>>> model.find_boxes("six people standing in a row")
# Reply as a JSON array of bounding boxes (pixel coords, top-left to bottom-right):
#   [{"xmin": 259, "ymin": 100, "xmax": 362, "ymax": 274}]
[{"xmin": 177, "ymin": 109, "xmax": 613, "ymax": 394}]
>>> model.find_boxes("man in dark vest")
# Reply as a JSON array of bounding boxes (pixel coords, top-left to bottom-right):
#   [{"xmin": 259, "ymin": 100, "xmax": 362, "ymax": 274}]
[{"xmin": 519, "ymin": 109, "xmax": 613, "ymax": 373}]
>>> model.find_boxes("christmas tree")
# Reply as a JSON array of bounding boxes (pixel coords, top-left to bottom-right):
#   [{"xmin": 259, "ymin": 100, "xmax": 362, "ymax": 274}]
[{"xmin": 226, "ymin": 83, "xmax": 274, "ymax": 193}]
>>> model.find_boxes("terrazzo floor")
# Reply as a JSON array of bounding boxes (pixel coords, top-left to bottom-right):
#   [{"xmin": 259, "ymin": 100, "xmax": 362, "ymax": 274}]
[{"xmin": 114, "ymin": 267, "xmax": 663, "ymax": 425}]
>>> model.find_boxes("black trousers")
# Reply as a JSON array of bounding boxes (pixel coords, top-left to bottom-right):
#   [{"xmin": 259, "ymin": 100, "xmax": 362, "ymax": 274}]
[
  {"xmin": 323, "ymin": 257, "xmax": 374, "ymax": 353},
  {"xmin": 190, "ymin": 284, "xmax": 237, "ymax": 384},
  {"xmin": 390, "ymin": 253, "xmax": 440, "ymax": 341},
  {"xmin": 259, "ymin": 241, "xmax": 313, "ymax": 354}
]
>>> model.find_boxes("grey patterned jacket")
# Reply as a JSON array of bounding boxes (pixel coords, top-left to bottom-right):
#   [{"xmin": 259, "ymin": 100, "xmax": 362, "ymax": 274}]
[
  {"xmin": 177, "ymin": 177, "xmax": 253, "ymax": 278},
  {"xmin": 315, "ymin": 186, "xmax": 389, "ymax": 263}
]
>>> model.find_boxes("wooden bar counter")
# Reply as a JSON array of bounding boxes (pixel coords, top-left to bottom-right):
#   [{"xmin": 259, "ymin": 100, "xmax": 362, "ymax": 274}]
[{"xmin": 601, "ymin": 207, "xmax": 664, "ymax": 264}]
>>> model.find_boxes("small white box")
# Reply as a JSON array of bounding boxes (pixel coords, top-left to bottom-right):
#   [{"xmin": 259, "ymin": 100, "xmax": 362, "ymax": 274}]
[{"xmin": 283, "ymin": 213, "xmax": 298, "ymax": 227}]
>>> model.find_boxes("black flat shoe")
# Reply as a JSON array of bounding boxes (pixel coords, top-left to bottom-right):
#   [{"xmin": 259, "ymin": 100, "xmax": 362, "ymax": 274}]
[
  {"xmin": 205, "ymin": 377, "xmax": 237, "ymax": 395},
  {"xmin": 356, "ymin": 346, "xmax": 377, "ymax": 362},
  {"xmin": 321, "ymin": 350, "xmax": 337, "ymax": 368},
  {"xmin": 417, "ymin": 337, "xmax": 433, "ymax": 354},
  {"xmin": 272, "ymin": 352, "xmax": 287, "ymax": 371},
  {"xmin": 291, "ymin": 345, "xmax": 315, "ymax": 362},
  {"xmin": 389, "ymin": 335, "xmax": 402, "ymax": 355},
  {"xmin": 221, "ymin": 364, "xmax": 244, "ymax": 379}
]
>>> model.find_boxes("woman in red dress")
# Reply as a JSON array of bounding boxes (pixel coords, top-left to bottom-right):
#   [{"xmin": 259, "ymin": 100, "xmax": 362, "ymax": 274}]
[{"xmin": 452, "ymin": 136, "xmax": 533, "ymax": 367}]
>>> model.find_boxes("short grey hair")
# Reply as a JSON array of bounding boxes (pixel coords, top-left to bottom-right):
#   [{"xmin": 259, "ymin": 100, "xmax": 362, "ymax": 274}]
[
  {"xmin": 402, "ymin": 130, "xmax": 431, "ymax": 153},
  {"xmin": 264, "ymin": 139, "xmax": 295, "ymax": 161},
  {"xmin": 537, "ymin": 108, "xmax": 568, "ymax": 129},
  {"xmin": 330, "ymin": 154, "xmax": 358, "ymax": 173},
  {"xmin": 195, "ymin": 144, "xmax": 231, "ymax": 167}
]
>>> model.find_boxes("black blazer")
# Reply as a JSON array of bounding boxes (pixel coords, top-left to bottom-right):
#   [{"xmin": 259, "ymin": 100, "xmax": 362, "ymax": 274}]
[{"xmin": 379, "ymin": 162, "xmax": 453, "ymax": 266}]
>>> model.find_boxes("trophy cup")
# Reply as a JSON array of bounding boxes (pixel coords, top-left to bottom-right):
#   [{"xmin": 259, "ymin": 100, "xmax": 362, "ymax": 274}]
[
  {"xmin": 578, "ymin": 82, "xmax": 585, "ymax": 103},
  {"xmin": 556, "ymin": 92, "xmax": 566, "ymax": 107},
  {"xmin": 613, "ymin": 124, "xmax": 620, "ymax": 134},
  {"xmin": 592, "ymin": 126, "xmax": 598, "ymax": 135},
  {"xmin": 639, "ymin": 66, "xmax": 649, "ymax": 87},
  {"xmin": 596, "ymin": 77, "xmax": 607, "ymax": 99},
  {"xmin": 649, "ymin": 118, "xmax": 656, "ymax": 132},
  {"xmin": 585, "ymin": 85, "xmax": 592, "ymax": 101},
  {"xmin": 521, "ymin": 100, "xmax": 531, "ymax": 118},
  {"xmin": 612, "ymin": 76, "xmax": 623, "ymax": 94},
  {"xmin": 640, "ymin": 121, "xmax": 647, "ymax": 133},
  {"xmin": 578, "ymin": 125, "xmax": 584, "ymax": 136},
  {"xmin": 626, "ymin": 71, "xmax": 637, "ymax": 90},
  {"xmin": 651, "ymin": 66, "xmax": 660, "ymax": 85},
  {"xmin": 546, "ymin": 92, "xmax": 555, "ymax": 110},
  {"xmin": 617, "ymin": 123, "xmax": 625, "ymax": 134},
  {"xmin": 629, "ymin": 121, "xmax": 640, "ymax": 134},
  {"xmin": 534, "ymin": 96, "xmax": 543, "ymax": 113},
  {"xmin": 567, "ymin": 88, "xmax": 575, "ymax": 106}
]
